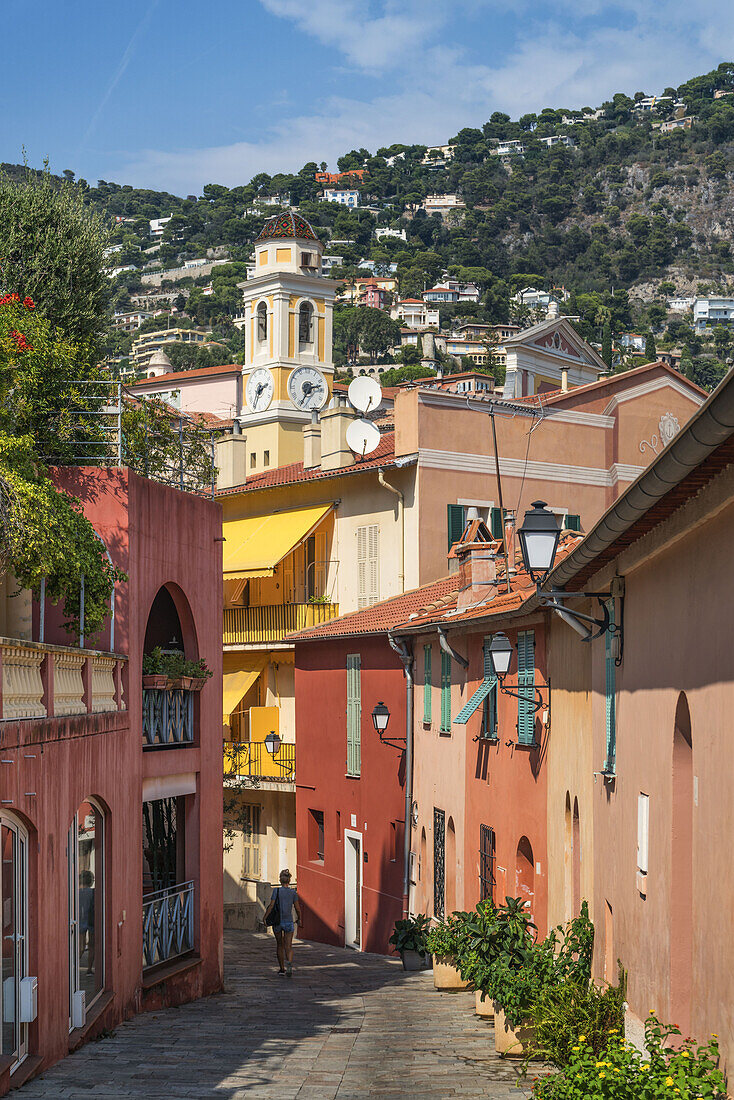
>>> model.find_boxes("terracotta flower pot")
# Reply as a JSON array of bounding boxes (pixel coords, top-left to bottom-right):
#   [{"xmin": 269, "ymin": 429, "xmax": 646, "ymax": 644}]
[
  {"xmin": 142, "ymin": 674, "xmax": 168, "ymax": 689},
  {"xmin": 187, "ymin": 677, "xmax": 206, "ymax": 693},
  {"xmin": 432, "ymin": 954, "xmax": 469, "ymax": 991},
  {"xmin": 169, "ymin": 676, "xmax": 196, "ymax": 690},
  {"xmin": 475, "ymin": 990, "xmax": 494, "ymax": 1019},
  {"xmin": 401, "ymin": 949, "xmax": 426, "ymax": 971},
  {"xmin": 493, "ymin": 1003, "xmax": 535, "ymax": 1056}
]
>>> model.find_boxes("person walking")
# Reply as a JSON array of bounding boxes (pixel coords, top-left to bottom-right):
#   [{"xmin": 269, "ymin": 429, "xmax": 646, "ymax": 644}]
[{"xmin": 264, "ymin": 869, "xmax": 301, "ymax": 976}]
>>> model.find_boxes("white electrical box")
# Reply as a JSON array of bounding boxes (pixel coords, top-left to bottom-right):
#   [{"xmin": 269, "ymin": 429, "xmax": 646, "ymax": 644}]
[
  {"xmin": 19, "ymin": 976, "xmax": 37, "ymax": 1023},
  {"xmin": 71, "ymin": 988, "xmax": 86, "ymax": 1030}
]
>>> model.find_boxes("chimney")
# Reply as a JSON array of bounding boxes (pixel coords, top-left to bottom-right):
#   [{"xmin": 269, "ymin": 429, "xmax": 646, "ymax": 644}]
[
  {"xmin": 303, "ymin": 412, "xmax": 321, "ymax": 469},
  {"xmin": 214, "ymin": 431, "xmax": 248, "ymax": 489},
  {"xmin": 456, "ymin": 542, "xmax": 496, "ymax": 611},
  {"xmin": 505, "ymin": 512, "xmax": 517, "ymax": 577},
  {"xmin": 561, "ymin": 366, "xmax": 569, "ymax": 392},
  {"xmin": 320, "ymin": 396, "xmax": 356, "ymax": 471}
]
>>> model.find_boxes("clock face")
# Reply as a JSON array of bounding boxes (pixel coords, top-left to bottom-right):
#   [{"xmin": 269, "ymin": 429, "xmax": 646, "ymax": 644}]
[
  {"xmin": 287, "ymin": 366, "xmax": 327, "ymax": 411},
  {"xmin": 246, "ymin": 367, "xmax": 274, "ymax": 412}
]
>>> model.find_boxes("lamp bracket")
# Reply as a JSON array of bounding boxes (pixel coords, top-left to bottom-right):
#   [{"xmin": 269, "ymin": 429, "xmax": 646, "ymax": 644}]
[
  {"xmin": 497, "ymin": 679, "xmax": 550, "ymax": 718},
  {"xmin": 378, "ymin": 734, "xmax": 406, "ymax": 752},
  {"xmin": 539, "ymin": 589, "xmax": 622, "ymax": 644}
]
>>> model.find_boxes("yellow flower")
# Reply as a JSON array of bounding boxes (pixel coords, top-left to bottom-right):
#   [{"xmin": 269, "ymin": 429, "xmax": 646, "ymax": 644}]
[
  {"xmin": 571, "ymin": 1046, "xmax": 579, "ymax": 1052},
  {"xmin": 579, "ymin": 1035, "xmax": 587, "ymax": 1042},
  {"xmin": 598, "ymin": 1072, "xmax": 606, "ymax": 1079},
  {"xmin": 640, "ymin": 1064, "xmax": 649, "ymax": 1072},
  {"xmin": 665, "ymin": 1077, "xmax": 675, "ymax": 1088},
  {"xmin": 681, "ymin": 1051, "xmax": 690, "ymax": 1058},
  {"xmin": 609, "ymin": 1028, "xmax": 619, "ymax": 1034},
  {"xmin": 596, "ymin": 1062, "xmax": 605, "ymax": 1068}
]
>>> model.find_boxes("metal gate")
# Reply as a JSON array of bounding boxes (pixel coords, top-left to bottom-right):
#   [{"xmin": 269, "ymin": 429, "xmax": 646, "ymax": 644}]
[
  {"xmin": 433, "ymin": 808, "xmax": 445, "ymax": 920},
  {"xmin": 479, "ymin": 824, "xmax": 496, "ymax": 902}
]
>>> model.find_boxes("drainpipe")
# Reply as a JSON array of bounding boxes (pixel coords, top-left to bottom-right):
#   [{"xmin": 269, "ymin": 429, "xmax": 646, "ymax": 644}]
[
  {"xmin": 378, "ymin": 469, "xmax": 405, "ymax": 592},
  {"xmin": 388, "ymin": 631, "xmax": 414, "ymax": 917},
  {"xmin": 437, "ymin": 626, "xmax": 469, "ymax": 669}
]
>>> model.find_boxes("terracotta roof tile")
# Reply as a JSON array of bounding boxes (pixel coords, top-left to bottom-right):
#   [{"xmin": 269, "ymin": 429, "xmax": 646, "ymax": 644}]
[
  {"xmin": 288, "ymin": 576, "xmax": 461, "ymax": 641},
  {"xmin": 216, "ymin": 431, "xmax": 410, "ymax": 496},
  {"xmin": 129, "ymin": 363, "xmax": 241, "ymax": 386}
]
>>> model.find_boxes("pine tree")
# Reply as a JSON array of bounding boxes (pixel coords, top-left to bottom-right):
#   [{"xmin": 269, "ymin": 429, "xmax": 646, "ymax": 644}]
[
  {"xmin": 645, "ymin": 332, "xmax": 656, "ymax": 362},
  {"xmin": 602, "ymin": 321, "xmax": 613, "ymax": 367},
  {"xmin": 679, "ymin": 347, "xmax": 694, "ymax": 380}
]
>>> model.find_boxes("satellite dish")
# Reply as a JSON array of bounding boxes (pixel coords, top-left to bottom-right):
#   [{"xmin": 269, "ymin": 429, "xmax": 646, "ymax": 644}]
[
  {"xmin": 348, "ymin": 376, "xmax": 382, "ymax": 414},
  {"xmin": 346, "ymin": 418, "xmax": 381, "ymax": 458}
]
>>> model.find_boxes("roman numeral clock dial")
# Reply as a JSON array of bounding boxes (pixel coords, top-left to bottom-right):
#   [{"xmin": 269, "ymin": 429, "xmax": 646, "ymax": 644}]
[
  {"xmin": 288, "ymin": 366, "xmax": 327, "ymax": 412},
  {"xmin": 246, "ymin": 367, "xmax": 274, "ymax": 412}
]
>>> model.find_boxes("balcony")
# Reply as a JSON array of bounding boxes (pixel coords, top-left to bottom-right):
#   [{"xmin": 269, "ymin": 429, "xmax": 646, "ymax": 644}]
[
  {"xmin": 224, "ymin": 740, "xmax": 295, "ymax": 783},
  {"xmin": 223, "ymin": 603, "xmax": 339, "ymax": 646},
  {"xmin": 142, "ymin": 687, "xmax": 194, "ymax": 748},
  {"xmin": 142, "ymin": 881, "xmax": 194, "ymax": 969},
  {"xmin": 0, "ymin": 638, "xmax": 125, "ymax": 721}
]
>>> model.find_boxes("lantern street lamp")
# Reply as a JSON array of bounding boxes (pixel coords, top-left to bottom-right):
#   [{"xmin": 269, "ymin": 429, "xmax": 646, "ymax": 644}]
[
  {"xmin": 487, "ymin": 632, "xmax": 549, "ymax": 717},
  {"xmin": 264, "ymin": 731, "xmax": 281, "ymax": 757},
  {"xmin": 517, "ymin": 500, "xmax": 624, "ymax": 647},
  {"xmin": 371, "ymin": 701, "xmax": 390, "ymax": 736},
  {"xmin": 372, "ymin": 700, "xmax": 405, "ymax": 750},
  {"xmin": 264, "ymin": 730, "xmax": 294, "ymax": 776}
]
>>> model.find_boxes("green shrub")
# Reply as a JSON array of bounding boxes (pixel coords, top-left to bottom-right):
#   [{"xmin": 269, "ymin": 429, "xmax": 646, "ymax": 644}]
[
  {"xmin": 532, "ymin": 1015, "xmax": 727, "ymax": 1098},
  {"xmin": 389, "ymin": 914, "xmax": 430, "ymax": 957},
  {"xmin": 529, "ymin": 969, "xmax": 626, "ymax": 1067},
  {"xmin": 142, "ymin": 646, "xmax": 212, "ymax": 679},
  {"xmin": 425, "ymin": 910, "xmax": 471, "ymax": 960}
]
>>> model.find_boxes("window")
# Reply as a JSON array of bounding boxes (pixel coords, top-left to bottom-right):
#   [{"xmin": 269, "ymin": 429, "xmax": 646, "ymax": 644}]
[
  {"xmin": 357, "ymin": 525, "xmax": 379, "ymax": 608},
  {"xmin": 242, "ymin": 803, "xmax": 261, "ymax": 879},
  {"xmin": 447, "ymin": 503, "xmax": 466, "ymax": 548},
  {"xmin": 263, "ymin": 450, "xmax": 270, "ymax": 467},
  {"xmin": 423, "ymin": 644, "xmax": 432, "ymax": 724},
  {"xmin": 257, "ymin": 302, "xmax": 268, "ymax": 343},
  {"xmin": 440, "ymin": 650, "xmax": 452, "ymax": 733},
  {"xmin": 250, "ymin": 452, "xmax": 256, "ymax": 469},
  {"xmin": 564, "ymin": 514, "xmax": 581, "ymax": 532},
  {"xmin": 517, "ymin": 630, "xmax": 536, "ymax": 746},
  {"xmin": 1, "ymin": 814, "xmax": 29, "ymax": 1069},
  {"xmin": 479, "ymin": 824, "xmax": 496, "ymax": 902},
  {"xmin": 68, "ymin": 800, "xmax": 105, "ymax": 1026},
  {"xmin": 637, "ymin": 793, "xmax": 649, "ymax": 892},
  {"xmin": 309, "ymin": 809, "xmax": 325, "ymax": 862},
  {"xmin": 346, "ymin": 653, "xmax": 362, "ymax": 776},
  {"xmin": 453, "ymin": 636, "xmax": 496, "ymax": 732},
  {"xmin": 604, "ymin": 600, "xmax": 617, "ymax": 773},
  {"xmin": 433, "ymin": 808, "xmax": 446, "ymax": 920},
  {"xmin": 299, "ymin": 301, "xmax": 314, "ymax": 345}
]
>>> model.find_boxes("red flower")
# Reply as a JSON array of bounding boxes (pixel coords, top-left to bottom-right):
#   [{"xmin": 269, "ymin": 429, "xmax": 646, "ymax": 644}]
[
  {"xmin": 10, "ymin": 329, "xmax": 32, "ymax": 352},
  {"xmin": 22, "ymin": 297, "xmax": 34, "ymax": 309}
]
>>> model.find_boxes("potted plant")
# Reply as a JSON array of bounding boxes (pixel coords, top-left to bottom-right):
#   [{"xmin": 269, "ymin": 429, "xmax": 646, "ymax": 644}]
[
  {"xmin": 142, "ymin": 647, "xmax": 168, "ymax": 689},
  {"xmin": 167, "ymin": 655, "xmax": 212, "ymax": 691},
  {"xmin": 389, "ymin": 914, "xmax": 430, "ymax": 971},
  {"xmin": 457, "ymin": 899, "xmax": 500, "ymax": 1018},
  {"xmin": 426, "ymin": 912, "xmax": 471, "ymax": 991}
]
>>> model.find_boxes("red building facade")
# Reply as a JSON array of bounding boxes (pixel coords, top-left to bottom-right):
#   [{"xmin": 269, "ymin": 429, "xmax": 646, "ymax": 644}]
[{"xmin": 0, "ymin": 469, "xmax": 223, "ymax": 1092}]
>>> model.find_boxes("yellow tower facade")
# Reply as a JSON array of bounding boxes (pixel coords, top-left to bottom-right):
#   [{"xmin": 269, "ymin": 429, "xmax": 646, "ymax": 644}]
[{"xmin": 238, "ymin": 212, "xmax": 336, "ymax": 473}]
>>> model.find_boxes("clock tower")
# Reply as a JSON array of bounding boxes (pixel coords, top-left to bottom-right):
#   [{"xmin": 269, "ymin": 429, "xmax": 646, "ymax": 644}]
[{"xmin": 237, "ymin": 211, "xmax": 336, "ymax": 473}]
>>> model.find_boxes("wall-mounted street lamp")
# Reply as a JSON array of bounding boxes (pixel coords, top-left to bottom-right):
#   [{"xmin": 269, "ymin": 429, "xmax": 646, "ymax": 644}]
[
  {"xmin": 264, "ymin": 731, "xmax": 293, "ymax": 774},
  {"xmin": 518, "ymin": 501, "xmax": 623, "ymax": 646},
  {"xmin": 372, "ymin": 701, "xmax": 405, "ymax": 751},
  {"xmin": 487, "ymin": 632, "xmax": 549, "ymax": 716}
]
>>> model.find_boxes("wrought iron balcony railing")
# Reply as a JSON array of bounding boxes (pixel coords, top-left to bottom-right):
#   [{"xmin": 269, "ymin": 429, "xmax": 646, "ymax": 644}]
[
  {"xmin": 142, "ymin": 880, "xmax": 194, "ymax": 969},
  {"xmin": 143, "ymin": 687, "xmax": 194, "ymax": 748},
  {"xmin": 224, "ymin": 739, "xmax": 295, "ymax": 782},
  {"xmin": 223, "ymin": 602, "xmax": 339, "ymax": 646}
]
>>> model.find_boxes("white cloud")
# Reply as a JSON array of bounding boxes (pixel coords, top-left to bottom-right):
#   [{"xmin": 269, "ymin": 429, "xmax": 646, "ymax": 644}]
[{"xmin": 116, "ymin": 0, "xmax": 731, "ymax": 192}]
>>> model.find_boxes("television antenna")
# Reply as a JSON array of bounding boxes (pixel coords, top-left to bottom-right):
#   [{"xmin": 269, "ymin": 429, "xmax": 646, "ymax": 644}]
[
  {"xmin": 348, "ymin": 376, "xmax": 382, "ymax": 414},
  {"xmin": 346, "ymin": 418, "xmax": 381, "ymax": 459}
]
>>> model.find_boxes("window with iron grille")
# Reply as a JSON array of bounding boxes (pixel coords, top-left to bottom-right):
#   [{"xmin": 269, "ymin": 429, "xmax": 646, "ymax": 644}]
[
  {"xmin": 479, "ymin": 824, "xmax": 496, "ymax": 902},
  {"xmin": 433, "ymin": 808, "xmax": 446, "ymax": 919}
]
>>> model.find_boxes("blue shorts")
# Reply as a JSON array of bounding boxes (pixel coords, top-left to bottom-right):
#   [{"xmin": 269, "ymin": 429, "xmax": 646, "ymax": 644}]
[{"xmin": 277, "ymin": 920, "xmax": 294, "ymax": 933}]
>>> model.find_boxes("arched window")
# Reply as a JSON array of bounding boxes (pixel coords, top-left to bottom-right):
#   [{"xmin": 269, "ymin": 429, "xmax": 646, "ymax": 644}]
[
  {"xmin": 68, "ymin": 799, "xmax": 105, "ymax": 1026},
  {"xmin": 299, "ymin": 301, "xmax": 314, "ymax": 346},
  {"xmin": 257, "ymin": 302, "xmax": 268, "ymax": 344},
  {"xmin": 1, "ymin": 813, "xmax": 29, "ymax": 1068},
  {"xmin": 515, "ymin": 836, "xmax": 535, "ymax": 921},
  {"xmin": 446, "ymin": 817, "xmax": 457, "ymax": 914},
  {"xmin": 671, "ymin": 691, "xmax": 693, "ymax": 1035},
  {"xmin": 572, "ymin": 798, "xmax": 581, "ymax": 917}
]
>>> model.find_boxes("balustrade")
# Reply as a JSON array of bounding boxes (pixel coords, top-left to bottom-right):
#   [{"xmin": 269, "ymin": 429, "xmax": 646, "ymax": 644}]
[
  {"xmin": 0, "ymin": 639, "xmax": 126, "ymax": 721},
  {"xmin": 54, "ymin": 650, "xmax": 86, "ymax": 716},
  {"xmin": 223, "ymin": 602, "xmax": 338, "ymax": 646},
  {"xmin": 142, "ymin": 880, "xmax": 194, "ymax": 969},
  {"xmin": 224, "ymin": 739, "xmax": 295, "ymax": 782},
  {"xmin": 143, "ymin": 687, "xmax": 194, "ymax": 748},
  {"xmin": 91, "ymin": 655, "xmax": 117, "ymax": 713},
  {"xmin": 1, "ymin": 643, "xmax": 45, "ymax": 720}
]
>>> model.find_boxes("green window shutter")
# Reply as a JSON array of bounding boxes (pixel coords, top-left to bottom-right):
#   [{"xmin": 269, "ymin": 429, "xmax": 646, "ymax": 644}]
[
  {"xmin": 440, "ymin": 651, "xmax": 452, "ymax": 732},
  {"xmin": 517, "ymin": 630, "xmax": 536, "ymax": 745},
  {"xmin": 489, "ymin": 507, "xmax": 504, "ymax": 540},
  {"xmin": 604, "ymin": 601, "xmax": 616, "ymax": 774},
  {"xmin": 447, "ymin": 504, "xmax": 466, "ymax": 549},
  {"xmin": 565, "ymin": 514, "xmax": 581, "ymax": 532},
  {"xmin": 423, "ymin": 645, "xmax": 432, "ymax": 724},
  {"xmin": 454, "ymin": 637, "xmax": 497, "ymax": 725},
  {"xmin": 483, "ymin": 680, "xmax": 498, "ymax": 739},
  {"xmin": 346, "ymin": 654, "xmax": 362, "ymax": 776}
]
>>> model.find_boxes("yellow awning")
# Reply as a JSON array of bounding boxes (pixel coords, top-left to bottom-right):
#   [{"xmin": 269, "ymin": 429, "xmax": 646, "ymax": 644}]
[
  {"xmin": 222, "ymin": 503, "xmax": 334, "ymax": 580},
  {"xmin": 223, "ymin": 658, "xmax": 266, "ymax": 719}
]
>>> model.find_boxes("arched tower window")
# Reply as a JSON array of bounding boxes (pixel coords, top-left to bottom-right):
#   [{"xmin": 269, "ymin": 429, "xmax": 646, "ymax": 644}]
[
  {"xmin": 257, "ymin": 302, "xmax": 268, "ymax": 344},
  {"xmin": 299, "ymin": 301, "xmax": 314, "ymax": 346}
]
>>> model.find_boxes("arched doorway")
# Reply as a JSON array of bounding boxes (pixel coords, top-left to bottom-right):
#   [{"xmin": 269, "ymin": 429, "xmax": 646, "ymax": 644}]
[
  {"xmin": 1, "ymin": 813, "xmax": 29, "ymax": 1069},
  {"xmin": 68, "ymin": 799, "xmax": 106, "ymax": 1027},
  {"xmin": 446, "ymin": 817, "xmax": 457, "ymax": 914},
  {"xmin": 515, "ymin": 836, "xmax": 535, "ymax": 920},
  {"xmin": 572, "ymin": 798, "xmax": 581, "ymax": 917},
  {"xmin": 671, "ymin": 692, "xmax": 693, "ymax": 1035}
]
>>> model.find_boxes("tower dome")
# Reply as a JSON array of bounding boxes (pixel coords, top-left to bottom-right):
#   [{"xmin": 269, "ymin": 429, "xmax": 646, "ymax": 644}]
[
  {"xmin": 146, "ymin": 348, "xmax": 173, "ymax": 377},
  {"xmin": 255, "ymin": 211, "xmax": 321, "ymax": 245}
]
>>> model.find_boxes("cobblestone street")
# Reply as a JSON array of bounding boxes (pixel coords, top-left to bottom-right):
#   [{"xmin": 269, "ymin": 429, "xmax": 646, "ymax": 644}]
[{"xmin": 20, "ymin": 932, "xmax": 539, "ymax": 1099}]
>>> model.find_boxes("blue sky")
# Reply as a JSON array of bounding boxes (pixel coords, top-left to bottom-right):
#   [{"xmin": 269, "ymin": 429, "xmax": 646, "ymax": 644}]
[{"xmin": 3, "ymin": 1, "xmax": 731, "ymax": 194}]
